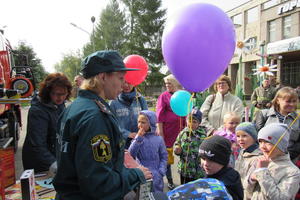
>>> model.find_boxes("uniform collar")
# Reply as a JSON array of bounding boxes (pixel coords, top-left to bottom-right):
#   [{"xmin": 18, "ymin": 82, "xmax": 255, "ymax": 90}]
[{"xmin": 79, "ymin": 90, "xmax": 112, "ymax": 115}]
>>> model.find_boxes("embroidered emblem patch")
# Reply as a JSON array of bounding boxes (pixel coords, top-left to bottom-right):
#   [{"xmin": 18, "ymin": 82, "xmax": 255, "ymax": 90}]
[
  {"xmin": 199, "ymin": 149, "xmax": 215, "ymax": 157},
  {"xmin": 91, "ymin": 135, "xmax": 112, "ymax": 162}
]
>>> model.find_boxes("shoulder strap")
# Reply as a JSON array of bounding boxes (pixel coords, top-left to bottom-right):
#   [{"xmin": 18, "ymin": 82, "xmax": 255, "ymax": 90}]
[{"xmin": 209, "ymin": 94, "xmax": 216, "ymax": 110}]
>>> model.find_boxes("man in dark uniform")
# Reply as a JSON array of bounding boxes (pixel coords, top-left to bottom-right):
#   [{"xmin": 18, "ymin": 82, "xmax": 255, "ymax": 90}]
[
  {"xmin": 251, "ymin": 79, "xmax": 277, "ymax": 120},
  {"xmin": 53, "ymin": 50, "xmax": 152, "ymax": 200}
]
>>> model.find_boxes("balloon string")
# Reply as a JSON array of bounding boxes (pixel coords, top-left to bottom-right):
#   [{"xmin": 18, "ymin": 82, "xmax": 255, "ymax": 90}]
[
  {"xmin": 179, "ymin": 117, "xmax": 182, "ymax": 132},
  {"xmin": 187, "ymin": 92, "xmax": 194, "ymax": 132},
  {"xmin": 268, "ymin": 112, "xmax": 300, "ymax": 157},
  {"xmin": 183, "ymin": 92, "xmax": 195, "ymax": 178}
]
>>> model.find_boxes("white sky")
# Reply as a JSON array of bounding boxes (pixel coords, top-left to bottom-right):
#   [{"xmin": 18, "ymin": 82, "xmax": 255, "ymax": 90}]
[{"xmin": 0, "ymin": 0, "xmax": 249, "ymax": 73}]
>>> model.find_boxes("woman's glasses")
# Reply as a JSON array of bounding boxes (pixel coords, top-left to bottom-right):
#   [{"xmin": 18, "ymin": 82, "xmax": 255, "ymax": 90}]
[{"xmin": 217, "ymin": 81, "xmax": 227, "ymax": 86}]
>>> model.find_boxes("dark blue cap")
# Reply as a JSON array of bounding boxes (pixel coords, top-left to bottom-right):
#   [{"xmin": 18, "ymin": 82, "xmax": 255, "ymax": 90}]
[
  {"xmin": 81, "ymin": 50, "xmax": 138, "ymax": 78},
  {"xmin": 189, "ymin": 107, "xmax": 202, "ymax": 123}
]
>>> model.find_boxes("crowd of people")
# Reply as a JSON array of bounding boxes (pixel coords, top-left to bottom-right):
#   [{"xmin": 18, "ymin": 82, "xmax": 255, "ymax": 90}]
[{"xmin": 22, "ymin": 50, "xmax": 300, "ymax": 200}]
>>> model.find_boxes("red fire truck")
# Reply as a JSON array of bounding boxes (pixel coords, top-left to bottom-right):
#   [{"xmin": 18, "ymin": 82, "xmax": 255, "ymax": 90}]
[{"xmin": 0, "ymin": 30, "xmax": 35, "ymax": 152}]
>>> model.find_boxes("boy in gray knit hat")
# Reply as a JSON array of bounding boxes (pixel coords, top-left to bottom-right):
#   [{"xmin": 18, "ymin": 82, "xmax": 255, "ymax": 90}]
[
  {"xmin": 199, "ymin": 135, "xmax": 243, "ymax": 200},
  {"xmin": 246, "ymin": 123, "xmax": 300, "ymax": 199},
  {"xmin": 234, "ymin": 122, "xmax": 261, "ymax": 199}
]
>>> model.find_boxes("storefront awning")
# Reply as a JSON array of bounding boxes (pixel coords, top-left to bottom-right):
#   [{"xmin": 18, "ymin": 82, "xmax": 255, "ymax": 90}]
[{"xmin": 267, "ymin": 36, "xmax": 300, "ymax": 54}]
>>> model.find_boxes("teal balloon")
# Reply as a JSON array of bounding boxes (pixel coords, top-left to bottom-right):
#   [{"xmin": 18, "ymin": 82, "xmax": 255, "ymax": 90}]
[{"xmin": 170, "ymin": 90, "xmax": 193, "ymax": 117}]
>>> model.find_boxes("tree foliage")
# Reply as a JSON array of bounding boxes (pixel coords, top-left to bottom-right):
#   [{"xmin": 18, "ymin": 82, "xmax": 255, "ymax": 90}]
[
  {"xmin": 58, "ymin": 0, "xmax": 167, "ymax": 95},
  {"xmin": 54, "ymin": 51, "xmax": 82, "ymax": 82},
  {"xmin": 121, "ymin": 0, "xmax": 166, "ymax": 64},
  {"xmin": 13, "ymin": 41, "xmax": 48, "ymax": 86},
  {"xmin": 83, "ymin": 0, "xmax": 127, "ymax": 57},
  {"xmin": 120, "ymin": 0, "xmax": 166, "ymax": 95}
]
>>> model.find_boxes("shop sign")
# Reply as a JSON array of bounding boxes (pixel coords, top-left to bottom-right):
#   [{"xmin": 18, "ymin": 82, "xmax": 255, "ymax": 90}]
[
  {"xmin": 267, "ymin": 36, "xmax": 300, "ymax": 54},
  {"xmin": 278, "ymin": 0, "xmax": 300, "ymax": 14}
]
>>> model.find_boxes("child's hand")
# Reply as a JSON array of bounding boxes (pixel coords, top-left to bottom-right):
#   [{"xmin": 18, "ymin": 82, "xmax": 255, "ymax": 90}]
[
  {"xmin": 256, "ymin": 156, "xmax": 270, "ymax": 168},
  {"xmin": 128, "ymin": 132, "xmax": 137, "ymax": 139},
  {"xmin": 137, "ymin": 128, "xmax": 146, "ymax": 137},
  {"xmin": 174, "ymin": 145, "xmax": 182, "ymax": 155}
]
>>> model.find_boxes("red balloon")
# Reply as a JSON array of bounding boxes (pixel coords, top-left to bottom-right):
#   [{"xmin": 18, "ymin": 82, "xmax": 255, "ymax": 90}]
[{"xmin": 124, "ymin": 55, "xmax": 148, "ymax": 86}]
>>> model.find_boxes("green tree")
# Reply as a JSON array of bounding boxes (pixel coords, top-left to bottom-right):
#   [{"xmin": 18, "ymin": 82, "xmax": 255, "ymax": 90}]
[
  {"xmin": 80, "ymin": 0, "xmax": 167, "ymax": 95},
  {"xmin": 121, "ymin": 0, "xmax": 166, "ymax": 64},
  {"xmin": 83, "ymin": 0, "xmax": 127, "ymax": 57},
  {"xmin": 120, "ymin": 0, "xmax": 166, "ymax": 95},
  {"xmin": 13, "ymin": 41, "xmax": 48, "ymax": 87},
  {"xmin": 54, "ymin": 51, "xmax": 82, "ymax": 81}
]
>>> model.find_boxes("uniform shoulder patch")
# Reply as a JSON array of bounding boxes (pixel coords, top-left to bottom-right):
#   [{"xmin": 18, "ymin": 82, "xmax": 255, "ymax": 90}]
[
  {"xmin": 91, "ymin": 134, "xmax": 112, "ymax": 163},
  {"xmin": 94, "ymin": 100, "xmax": 111, "ymax": 114}
]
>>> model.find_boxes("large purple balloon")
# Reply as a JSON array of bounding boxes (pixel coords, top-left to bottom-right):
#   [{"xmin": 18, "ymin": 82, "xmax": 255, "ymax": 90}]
[{"xmin": 162, "ymin": 3, "xmax": 236, "ymax": 92}]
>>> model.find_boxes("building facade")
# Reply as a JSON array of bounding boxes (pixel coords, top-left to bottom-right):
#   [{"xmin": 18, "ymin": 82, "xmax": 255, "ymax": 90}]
[{"xmin": 227, "ymin": 0, "xmax": 300, "ymax": 96}]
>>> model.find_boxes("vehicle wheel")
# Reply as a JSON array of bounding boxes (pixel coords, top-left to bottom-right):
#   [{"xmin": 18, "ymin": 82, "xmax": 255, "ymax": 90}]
[{"xmin": 8, "ymin": 111, "xmax": 20, "ymax": 153}]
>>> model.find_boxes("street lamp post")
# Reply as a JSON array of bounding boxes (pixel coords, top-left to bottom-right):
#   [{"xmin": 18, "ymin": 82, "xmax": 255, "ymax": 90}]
[
  {"xmin": 91, "ymin": 16, "xmax": 96, "ymax": 52},
  {"xmin": 70, "ymin": 17, "xmax": 96, "ymax": 52},
  {"xmin": 70, "ymin": 23, "xmax": 90, "ymax": 35}
]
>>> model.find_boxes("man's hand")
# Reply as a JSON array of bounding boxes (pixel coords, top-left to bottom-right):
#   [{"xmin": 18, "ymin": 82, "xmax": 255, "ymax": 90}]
[{"xmin": 138, "ymin": 165, "xmax": 152, "ymax": 180}]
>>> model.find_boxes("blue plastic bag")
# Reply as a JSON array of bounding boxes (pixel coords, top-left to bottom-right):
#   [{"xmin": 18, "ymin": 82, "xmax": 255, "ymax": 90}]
[{"xmin": 167, "ymin": 178, "xmax": 232, "ymax": 200}]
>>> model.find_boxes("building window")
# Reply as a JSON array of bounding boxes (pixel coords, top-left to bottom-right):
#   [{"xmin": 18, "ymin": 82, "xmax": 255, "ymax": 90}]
[
  {"xmin": 246, "ymin": 6, "xmax": 258, "ymax": 23},
  {"xmin": 232, "ymin": 13, "xmax": 242, "ymax": 26},
  {"xmin": 247, "ymin": 37, "xmax": 257, "ymax": 51},
  {"xmin": 283, "ymin": 15, "xmax": 292, "ymax": 39},
  {"xmin": 262, "ymin": 0, "xmax": 280, "ymax": 10},
  {"xmin": 282, "ymin": 61, "xmax": 300, "ymax": 87},
  {"xmin": 268, "ymin": 20, "xmax": 276, "ymax": 42}
]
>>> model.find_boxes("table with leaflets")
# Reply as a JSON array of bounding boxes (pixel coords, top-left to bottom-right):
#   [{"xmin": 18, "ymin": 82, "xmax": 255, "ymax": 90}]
[{"xmin": 5, "ymin": 172, "xmax": 55, "ymax": 200}]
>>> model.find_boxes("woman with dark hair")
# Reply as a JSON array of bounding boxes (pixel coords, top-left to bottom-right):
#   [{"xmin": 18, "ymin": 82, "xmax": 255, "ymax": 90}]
[{"xmin": 22, "ymin": 72, "xmax": 72, "ymax": 173}]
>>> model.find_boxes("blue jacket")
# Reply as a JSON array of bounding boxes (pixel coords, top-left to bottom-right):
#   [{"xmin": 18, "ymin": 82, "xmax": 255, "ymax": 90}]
[
  {"xmin": 109, "ymin": 89, "xmax": 148, "ymax": 139},
  {"xmin": 53, "ymin": 90, "xmax": 145, "ymax": 200},
  {"xmin": 128, "ymin": 110, "xmax": 168, "ymax": 192},
  {"xmin": 22, "ymin": 95, "xmax": 65, "ymax": 172}
]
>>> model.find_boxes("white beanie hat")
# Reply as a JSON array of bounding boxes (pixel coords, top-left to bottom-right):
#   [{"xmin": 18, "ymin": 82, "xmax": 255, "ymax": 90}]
[{"xmin": 258, "ymin": 123, "xmax": 290, "ymax": 153}]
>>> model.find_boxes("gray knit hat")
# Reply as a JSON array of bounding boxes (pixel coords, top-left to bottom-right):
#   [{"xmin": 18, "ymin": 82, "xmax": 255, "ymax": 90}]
[
  {"xmin": 199, "ymin": 135, "xmax": 231, "ymax": 166},
  {"xmin": 236, "ymin": 122, "xmax": 258, "ymax": 141},
  {"xmin": 258, "ymin": 123, "xmax": 290, "ymax": 153}
]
